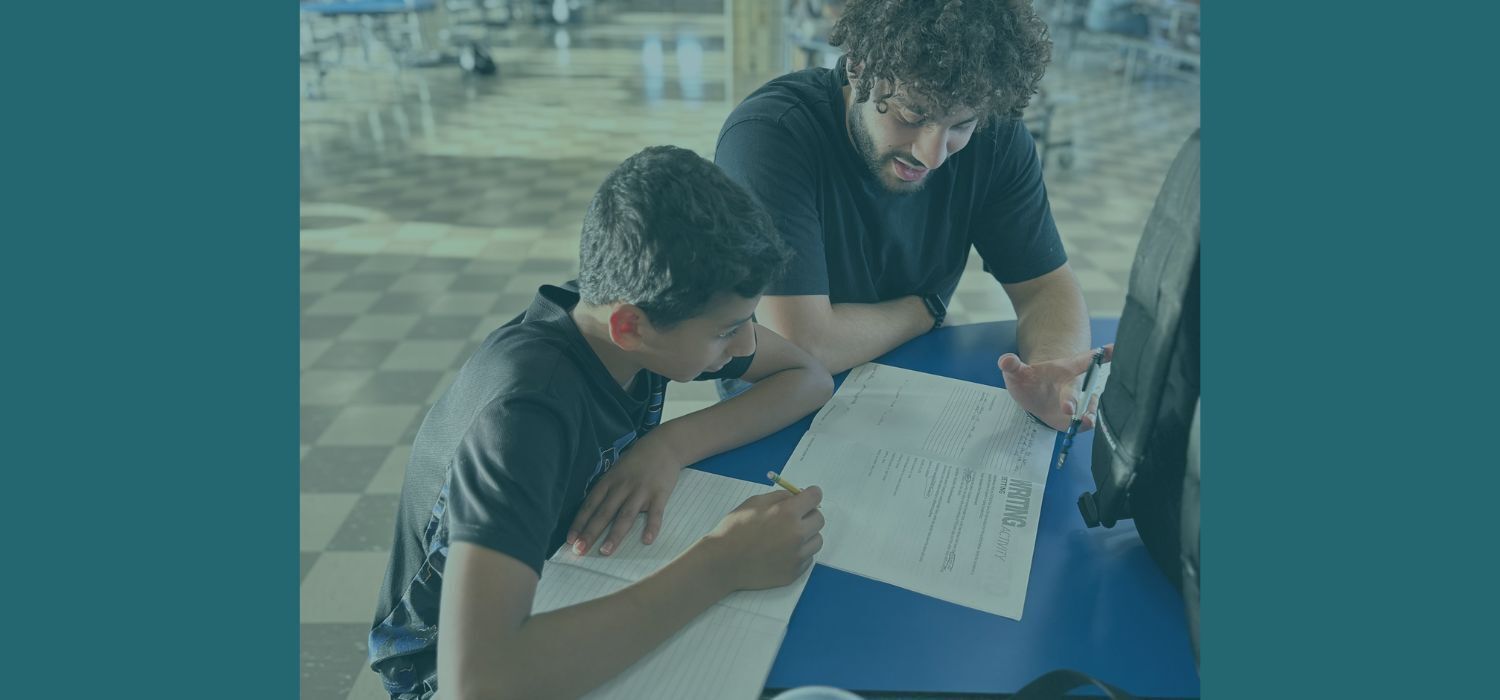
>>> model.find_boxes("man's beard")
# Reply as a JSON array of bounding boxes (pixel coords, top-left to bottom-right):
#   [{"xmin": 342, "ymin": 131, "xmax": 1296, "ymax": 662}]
[{"xmin": 847, "ymin": 105, "xmax": 927, "ymax": 194}]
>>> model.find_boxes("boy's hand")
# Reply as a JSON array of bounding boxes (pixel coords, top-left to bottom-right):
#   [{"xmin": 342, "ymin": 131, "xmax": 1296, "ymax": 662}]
[
  {"xmin": 998, "ymin": 344, "xmax": 1115, "ymax": 431},
  {"xmin": 567, "ymin": 434, "xmax": 683, "ymax": 557},
  {"xmin": 700, "ymin": 486, "xmax": 825, "ymax": 591}
]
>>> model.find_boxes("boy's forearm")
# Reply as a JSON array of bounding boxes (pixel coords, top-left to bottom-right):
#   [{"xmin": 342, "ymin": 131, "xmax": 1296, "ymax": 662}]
[
  {"xmin": 458, "ymin": 545, "xmax": 733, "ymax": 700},
  {"xmin": 656, "ymin": 367, "xmax": 833, "ymax": 466}
]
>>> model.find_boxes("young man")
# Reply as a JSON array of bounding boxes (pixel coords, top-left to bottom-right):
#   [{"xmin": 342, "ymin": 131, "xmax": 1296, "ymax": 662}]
[
  {"xmin": 716, "ymin": 0, "xmax": 1106, "ymax": 431},
  {"xmin": 368, "ymin": 146, "xmax": 833, "ymax": 700}
]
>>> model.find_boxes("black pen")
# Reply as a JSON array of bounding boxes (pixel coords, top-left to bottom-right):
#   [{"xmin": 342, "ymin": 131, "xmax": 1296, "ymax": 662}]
[{"xmin": 1055, "ymin": 349, "xmax": 1106, "ymax": 469}]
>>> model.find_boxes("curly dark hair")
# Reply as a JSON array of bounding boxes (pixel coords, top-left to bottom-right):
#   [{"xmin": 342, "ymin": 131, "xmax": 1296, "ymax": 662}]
[
  {"xmin": 828, "ymin": 0, "xmax": 1052, "ymax": 122},
  {"xmin": 578, "ymin": 146, "xmax": 790, "ymax": 329}
]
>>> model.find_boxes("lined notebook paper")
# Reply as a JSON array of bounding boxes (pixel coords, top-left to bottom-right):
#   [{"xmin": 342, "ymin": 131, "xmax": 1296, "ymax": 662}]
[{"xmin": 534, "ymin": 469, "xmax": 812, "ymax": 699}]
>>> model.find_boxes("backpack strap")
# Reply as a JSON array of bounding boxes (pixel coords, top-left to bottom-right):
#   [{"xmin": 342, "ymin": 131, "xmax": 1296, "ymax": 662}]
[{"xmin": 1182, "ymin": 398, "xmax": 1202, "ymax": 667}]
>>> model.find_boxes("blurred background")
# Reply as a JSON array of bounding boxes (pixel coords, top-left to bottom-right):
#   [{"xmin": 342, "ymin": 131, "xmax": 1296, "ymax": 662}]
[{"xmin": 299, "ymin": 1, "xmax": 1200, "ymax": 697}]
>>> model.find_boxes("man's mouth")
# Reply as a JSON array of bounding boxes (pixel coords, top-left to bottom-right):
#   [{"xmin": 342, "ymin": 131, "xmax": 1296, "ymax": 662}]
[{"xmin": 892, "ymin": 158, "xmax": 928, "ymax": 182}]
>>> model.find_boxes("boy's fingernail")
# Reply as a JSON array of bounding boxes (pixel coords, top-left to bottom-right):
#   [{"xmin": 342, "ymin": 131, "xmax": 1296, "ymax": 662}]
[
  {"xmin": 643, "ymin": 533, "xmax": 654, "ymax": 544},
  {"xmin": 573, "ymin": 542, "xmax": 585, "ymax": 555},
  {"xmin": 601, "ymin": 544, "xmax": 614, "ymax": 556}
]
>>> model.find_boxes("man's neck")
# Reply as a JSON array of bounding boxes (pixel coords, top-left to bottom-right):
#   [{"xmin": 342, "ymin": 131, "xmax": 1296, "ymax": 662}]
[
  {"xmin": 568, "ymin": 305, "xmax": 643, "ymax": 390},
  {"xmin": 841, "ymin": 83, "xmax": 859, "ymax": 152}
]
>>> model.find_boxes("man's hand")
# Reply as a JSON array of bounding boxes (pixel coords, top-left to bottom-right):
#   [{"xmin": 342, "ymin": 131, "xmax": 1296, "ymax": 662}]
[
  {"xmin": 998, "ymin": 344, "xmax": 1115, "ymax": 432},
  {"xmin": 566, "ymin": 434, "xmax": 683, "ymax": 557}
]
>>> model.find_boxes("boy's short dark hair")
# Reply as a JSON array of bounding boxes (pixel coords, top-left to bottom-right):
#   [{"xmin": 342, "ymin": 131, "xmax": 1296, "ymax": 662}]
[
  {"xmin": 829, "ymin": 0, "xmax": 1052, "ymax": 123},
  {"xmin": 578, "ymin": 145, "xmax": 790, "ymax": 328}
]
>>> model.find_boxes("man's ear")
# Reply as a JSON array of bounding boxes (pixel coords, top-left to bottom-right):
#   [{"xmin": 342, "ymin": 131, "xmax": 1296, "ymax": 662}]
[{"xmin": 607, "ymin": 304, "xmax": 650, "ymax": 351}]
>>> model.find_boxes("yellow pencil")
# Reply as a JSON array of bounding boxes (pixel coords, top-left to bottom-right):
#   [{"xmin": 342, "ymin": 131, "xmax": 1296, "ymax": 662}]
[{"xmin": 766, "ymin": 471, "xmax": 803, "ymax": 495}]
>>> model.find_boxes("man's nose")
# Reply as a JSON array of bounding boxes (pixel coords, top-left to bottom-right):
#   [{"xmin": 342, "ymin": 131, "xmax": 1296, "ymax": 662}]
[{"xmin": 912, "ymin": 127, "xmax": 949, "ymax": 170}]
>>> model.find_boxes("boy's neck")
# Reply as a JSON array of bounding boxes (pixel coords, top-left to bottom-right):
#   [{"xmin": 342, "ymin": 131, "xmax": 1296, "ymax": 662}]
[{"xmin": 569, "ymin": 305, "xmax": 644, "ymax": 390}]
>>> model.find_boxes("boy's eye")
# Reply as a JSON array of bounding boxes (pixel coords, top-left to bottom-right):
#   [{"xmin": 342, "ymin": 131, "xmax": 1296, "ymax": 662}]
[{"xmin": 719, "ymin": 326, "xmax": 741, "ymax": 340}]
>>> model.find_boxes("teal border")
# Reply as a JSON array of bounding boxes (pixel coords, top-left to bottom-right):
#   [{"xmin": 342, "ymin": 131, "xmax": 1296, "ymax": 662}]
[
  {"xmin": 1209, "ymin": 2, "xmax": 1497, "ymax": 697},
  {"xmin": 9, "ymin": 2, "xmax": 295, "ymax": 696},
  {"xmin": 10, "ymin": 0, "xmax": 1498, "ymax": 696}
]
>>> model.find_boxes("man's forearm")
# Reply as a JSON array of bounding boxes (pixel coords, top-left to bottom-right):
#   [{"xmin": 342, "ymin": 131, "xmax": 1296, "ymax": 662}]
[
  {"xmin": 1012, "ymin": 274, "xmax": 1090, "ymax": 364},
  {"xmin": 802, "ymin": 296, "xmax": 931, "ymax": 374},
  {"xmin": 459, "ymin": 547, "xmax": 732, "ymax": 700}
]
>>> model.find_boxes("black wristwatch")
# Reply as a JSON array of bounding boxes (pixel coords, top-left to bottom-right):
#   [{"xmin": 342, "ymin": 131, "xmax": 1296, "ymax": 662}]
[{"xmin": 920, "ymin": 293, "xmax": 947, "ymax": 330}]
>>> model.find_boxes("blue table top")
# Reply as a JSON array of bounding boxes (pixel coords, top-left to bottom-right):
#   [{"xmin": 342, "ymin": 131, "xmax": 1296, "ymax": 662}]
[{"xmin": 691, "ymin": 319, "xmax": 1200, "ymax": 697}]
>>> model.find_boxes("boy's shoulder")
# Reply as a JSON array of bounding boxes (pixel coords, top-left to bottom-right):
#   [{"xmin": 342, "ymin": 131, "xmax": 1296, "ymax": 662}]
[
  {"xmin": 458, "ymin": 287, "xmax": 596, "ymax": 401},
  {"xmin": 437, "ymin": 283, "xmax": 626, "ymax": 429}
]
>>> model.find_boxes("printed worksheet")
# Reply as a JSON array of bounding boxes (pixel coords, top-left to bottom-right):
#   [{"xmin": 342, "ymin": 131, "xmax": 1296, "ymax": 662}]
[
  {"xmin": 808, "ymin": 363, "xmax": 1053, "ymax": 483},
  {"xmin": 533, "ymin": 469, "xmax": 811, "ymax": 699},
  {"xmin": 778, "ymin": 363, "xmax": 1057, "ymax": 620}
]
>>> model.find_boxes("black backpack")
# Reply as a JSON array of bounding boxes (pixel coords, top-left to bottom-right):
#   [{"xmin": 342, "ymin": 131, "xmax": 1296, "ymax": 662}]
[
  {"xmin": 1079, "ymin": 126, "xmax": 1201, "ymax": 640},
  {"xmin": 1014, "ymin": 130, "xmax": 1201, "ymax": 700}
]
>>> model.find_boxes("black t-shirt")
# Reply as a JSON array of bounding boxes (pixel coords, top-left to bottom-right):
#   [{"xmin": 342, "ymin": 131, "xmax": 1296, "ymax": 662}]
[
  {"xmin": 368, "ymin": 283, "xmax": 753, "ymax": 697},
  {"xmin": 714, "ymin": 62, "xmax": 1068, "ymax": 305}
]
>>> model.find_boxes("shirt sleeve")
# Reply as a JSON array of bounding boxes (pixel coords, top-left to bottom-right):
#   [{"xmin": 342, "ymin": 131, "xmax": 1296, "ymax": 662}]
[
  {"xmin": 715, "ymin": 118, "xmax": 829, "ymax": 296},
  {"xmin": 446, "ymin": 396, "xmax": 576, "ymax": 576},
  {"xmin": 972, "ymin": 121, "xmax": 1069, "ymax": 284}
]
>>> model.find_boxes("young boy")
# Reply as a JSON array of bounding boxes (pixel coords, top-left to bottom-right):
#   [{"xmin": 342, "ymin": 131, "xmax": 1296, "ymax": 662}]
[{"xmin": 368, "ymin": 146, "xmax": 833, "ymax": 700}]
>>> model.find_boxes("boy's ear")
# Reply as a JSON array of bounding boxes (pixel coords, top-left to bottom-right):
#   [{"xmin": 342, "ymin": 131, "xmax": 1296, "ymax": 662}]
[
  {"xmin": 607, "ymin": 304, "xmax": 650, "ymax": 350},
  {"xmin": 845, "ymin": 60, "xmax": 863, "ymax": 82}
]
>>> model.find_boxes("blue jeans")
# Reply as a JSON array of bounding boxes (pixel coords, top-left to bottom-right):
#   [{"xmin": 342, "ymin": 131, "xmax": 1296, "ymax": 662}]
[{"xmin": 392, "ymin": 683, "xmax": 436, "ymax": 700}]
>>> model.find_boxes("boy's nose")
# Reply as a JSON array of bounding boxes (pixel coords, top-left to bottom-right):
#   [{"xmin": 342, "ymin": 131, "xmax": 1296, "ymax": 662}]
[{"xmin": 730, "ymin": 325, "xmax": 757, "ymax": 357}]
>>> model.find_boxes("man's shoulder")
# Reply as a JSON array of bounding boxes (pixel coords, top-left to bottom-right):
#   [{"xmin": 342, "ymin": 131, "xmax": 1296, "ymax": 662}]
[
  {"xmin": 968, "ymin": 118, "xmax": 1033, "ymax": 167},
  {"xmin": 721, "ymin": 68, "xmax": 837, "ymax": 137}
]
